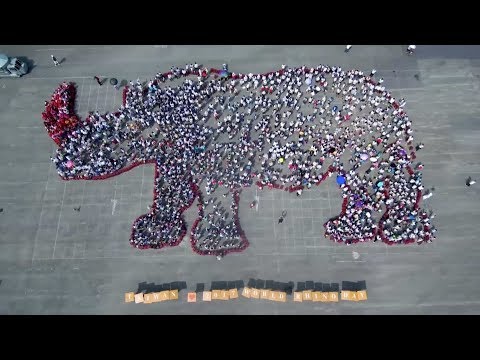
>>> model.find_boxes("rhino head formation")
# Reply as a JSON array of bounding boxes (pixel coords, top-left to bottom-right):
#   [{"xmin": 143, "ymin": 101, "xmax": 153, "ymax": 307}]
[{"xmin": 42, "ymin": 65, "xmax": 436, "ymax": 256}]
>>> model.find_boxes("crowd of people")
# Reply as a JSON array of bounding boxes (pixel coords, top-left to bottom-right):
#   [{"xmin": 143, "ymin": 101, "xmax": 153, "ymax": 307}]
[
  {"xmin": 45, "ymin": 62, "xmax": 436, "ymax": 255},
  {"xmin": 42, "ymin": 82, "xmax": 79, "ymax": 146}
]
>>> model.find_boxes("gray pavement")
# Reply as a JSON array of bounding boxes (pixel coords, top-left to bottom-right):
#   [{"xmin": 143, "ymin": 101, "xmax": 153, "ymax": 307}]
[{"xmin": 0, "ymin": 45, "xmax": 479, "ymax": 314}]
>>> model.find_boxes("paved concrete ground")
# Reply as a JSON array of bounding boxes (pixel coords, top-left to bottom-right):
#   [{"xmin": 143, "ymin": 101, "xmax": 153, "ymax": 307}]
[{"xmin": 0, "ymin": 45, "xmax": 479, "ymax": 314}]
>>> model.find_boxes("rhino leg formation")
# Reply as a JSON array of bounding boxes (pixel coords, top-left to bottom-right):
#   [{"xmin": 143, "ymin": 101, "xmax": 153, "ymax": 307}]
[
  {"xmin": 129, "ymin": 158, "xmax": 197, "ymax": 249},
  {"xmin": 324, "ymin": 142, "xmax": 435, "ymax": 244},
  {"xmin": 189, "ymin": 187, "xmax": 249, "ymax": 256}
]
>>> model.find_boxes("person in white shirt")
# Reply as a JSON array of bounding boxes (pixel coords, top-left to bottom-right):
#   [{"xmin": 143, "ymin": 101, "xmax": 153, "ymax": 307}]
[
  {"xmin": 422, "ymin": 190, "xmax": 433, "ymax": 200},
  {"xmin": 466, "ymin": 177, "xmax": 476, "ymax": 187}
]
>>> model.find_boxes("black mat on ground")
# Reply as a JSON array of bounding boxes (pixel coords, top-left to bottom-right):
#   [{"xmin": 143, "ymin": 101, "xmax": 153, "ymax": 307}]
[
  {"xmin": 265, "ymin": 280, "xmax": 274, "ymax": 289},
  {"xmin": 170, "ymin": 281, "xmax": 187, "ymax": 291},
  {"xmin": 153, "ymin": 283, "xmax": 164, "ymax": 292},
  {"xmin": 136, "ymin": 282, "xmax": 148, "ymax": 293},
  {"xmin": 305, "ymin": 281, "xmax": 315, "ymax": 290},
  {"xmin": 356, "ymin": 280, "xmax": 367, "ymax": 291},
  {"xmin": 170, "ymin": 282, "xmax": 180, "ymax": 290},
  {"xmin": 296, "ymin": 282, "xmax": 306, "ymax": 292},
  {"xmin": 142, "ymin": 283, "xmax": 152, "ymax": 292},
  {"xmin": 285, "ymin": 281, "xmax": 294, "ymax": 295},
  {"xmin": 271, "ymin": 281, "xmax": 281, "ymax": 291},
  {"xmin": 227, "ymin": 281, "xmax": 237, "ymax": 290},
  {"xmin": 314, "ymin": 282, "xmax": 323, "ymax": 291},
  {"xmin": 161, "ymin": 283, "xmax": 171, "ymax": 291},
  {"xmin": 211, "ymin": 281, "xmax": 221, "ymax": 290},
  {"xmin": 331, "ymin": 283, "xmax": 340, "ymax": 292},
  {"xmin": 138, "ymin": 282, "xmax": 160, "ymax": 293},
  {"xmin": 151, "ymin": 283, "xmax": 161, "ymax": 292},
  {"xmin": 342, "ymin": 281, "xmax": 356, "ymax": 291},
  {"xmin": 322, "ymin": 283, "xmax": 332, "ymax": 292},
  {"xmin": 255, "ymin": 279, "xmax": 266, "ymax": 289}
]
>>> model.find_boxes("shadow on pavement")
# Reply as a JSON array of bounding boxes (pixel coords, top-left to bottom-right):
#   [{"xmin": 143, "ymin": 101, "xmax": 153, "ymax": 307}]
[{"xmin": 17, "ymin": 56, "xmax": 36, "ymax": 74}]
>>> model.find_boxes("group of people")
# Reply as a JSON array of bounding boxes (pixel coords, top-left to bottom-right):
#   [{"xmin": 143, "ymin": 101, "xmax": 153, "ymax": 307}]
[
  {"xmin": 42, "ymin": 82, "xmax": 79, "ymax": 146},
  {"xmin": 45, "ymin": 61, "xmax": 436, "ymax": 255}
]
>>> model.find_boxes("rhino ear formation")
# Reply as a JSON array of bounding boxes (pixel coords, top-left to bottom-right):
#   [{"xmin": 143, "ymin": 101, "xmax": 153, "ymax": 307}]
[{"xmin": 42, "ymin": 82, "xmax": 79, "ymax": 146}]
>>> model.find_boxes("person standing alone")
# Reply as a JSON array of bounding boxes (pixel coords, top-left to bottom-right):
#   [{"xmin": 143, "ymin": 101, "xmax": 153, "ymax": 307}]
[
  {"xmin": 466, "ymin": 177, "xmax": 476, "ymax": 187},
  {"xmin": 51, "ymin": 55, "xmax": 60, "ymax": 66}
]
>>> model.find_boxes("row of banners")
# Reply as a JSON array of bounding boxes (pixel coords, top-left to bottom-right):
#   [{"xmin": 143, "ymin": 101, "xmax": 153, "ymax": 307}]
[{"xmin": 125, "ymin": 288, "xmax": 368, "ymax": 304}]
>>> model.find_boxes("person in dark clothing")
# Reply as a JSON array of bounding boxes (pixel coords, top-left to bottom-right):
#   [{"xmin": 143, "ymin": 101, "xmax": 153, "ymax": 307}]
[
  {"xmin": 94, "ymin": 76, "xmax": 102, "ymax": 86},
  {"xmin": 415, "ymin": 143, "xmax": 424, "ymax": 151},
  {"xmin": 51, "ymin": 55, "xmax": 60, "ymax": 66}
]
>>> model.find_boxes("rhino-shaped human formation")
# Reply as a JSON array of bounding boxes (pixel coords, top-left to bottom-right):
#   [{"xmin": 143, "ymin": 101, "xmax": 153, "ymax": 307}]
[{"xmin": 43, "ymin": 64, "xmax": 437, "ymax": 256}]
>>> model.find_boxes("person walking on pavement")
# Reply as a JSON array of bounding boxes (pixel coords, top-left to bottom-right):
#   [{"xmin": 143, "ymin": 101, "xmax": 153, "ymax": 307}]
[
  {"xmin": 407, "ymin": 45, "xmax": 416, "ymax": 55},
  {"xmin": 345, "ymin": 45, "xmax": 352, "ymax": 52},
  {"xmin": 51, "ymin": 55, "xmax": 60, "ymax": 66},
  {"xmin": 94, "ymin": 76, "xmax": 102, "ymax": 86},
  {"xmin": 466, "ymin": 177, "xmax": 476, "ymax": 187},
  {"xmin": 422, "ymin": 189, "xmax": 433, "ymax": 200}
]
